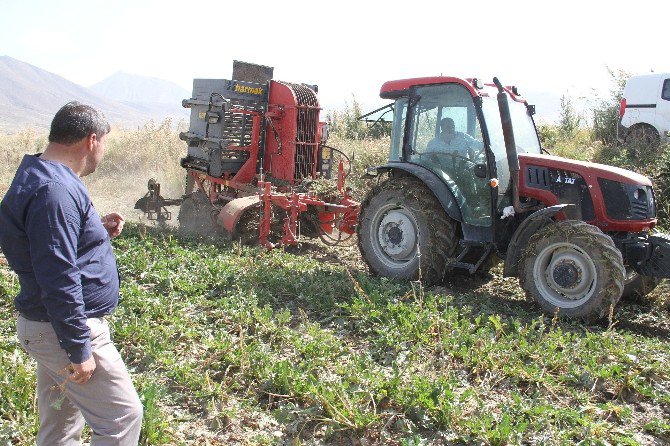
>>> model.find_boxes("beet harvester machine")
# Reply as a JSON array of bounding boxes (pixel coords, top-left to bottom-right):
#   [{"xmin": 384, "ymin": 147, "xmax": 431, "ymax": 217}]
[{"xmin": 135, "ymin": 61, "xmax": 359, "ymax": 247}]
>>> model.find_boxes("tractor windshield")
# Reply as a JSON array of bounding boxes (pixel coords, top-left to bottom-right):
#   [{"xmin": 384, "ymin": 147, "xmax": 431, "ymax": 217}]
[
  {"xmin": 480, "ymin": 95, "xmax": 541, "ymax": 156},
  {"xmin": 481, "ymin": 94, "xmax": 541, "ymax": 196}
]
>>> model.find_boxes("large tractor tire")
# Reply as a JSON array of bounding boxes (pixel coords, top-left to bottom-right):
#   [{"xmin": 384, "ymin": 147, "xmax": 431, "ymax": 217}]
[
  {"xmin": 621, "ymin": 270, "xmax": 661, "ymax": 301},
  {"xmin": 178, "ymin": 190, "xmax": 216, "ymax": 235},
  {"xmin": 357, "ymin": 177, "xmax": 458, "ymax": 285},
  {"xmin": 519, "ymin": 220, "xmax": 625, "ymax": 321}
]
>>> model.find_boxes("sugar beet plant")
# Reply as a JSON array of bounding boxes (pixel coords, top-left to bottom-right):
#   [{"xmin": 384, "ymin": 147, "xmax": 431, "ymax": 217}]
[{"xmin": 2, "ymin": 224, "xmax": 669, "ymax": 445}]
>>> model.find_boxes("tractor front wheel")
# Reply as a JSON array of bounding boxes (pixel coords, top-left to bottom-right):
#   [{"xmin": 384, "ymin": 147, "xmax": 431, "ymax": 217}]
[
  {"xmin": 520, "ymin": 220, "xmax": 625, "ymax": 321},
  {"xmin": 357, "ymin": 177, "xmax": 458, "ymax": 284}
]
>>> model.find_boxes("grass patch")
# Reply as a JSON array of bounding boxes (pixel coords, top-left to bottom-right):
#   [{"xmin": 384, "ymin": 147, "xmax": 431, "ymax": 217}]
[{"xmin": 2, "ymin": 224, "xmax": 668, "ymax": 444}]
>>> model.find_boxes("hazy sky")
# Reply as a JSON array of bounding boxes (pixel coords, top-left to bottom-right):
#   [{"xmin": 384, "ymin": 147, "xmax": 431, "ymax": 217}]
[{"xmin": 0, "ymin": 0, "xmax": 667, "ymax": 111}]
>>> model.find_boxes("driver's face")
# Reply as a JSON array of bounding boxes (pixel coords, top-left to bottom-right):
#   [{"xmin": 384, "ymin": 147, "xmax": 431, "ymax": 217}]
[{"xmin": 442, "ymin": 121, "xmax": 455, "ymax": 136}]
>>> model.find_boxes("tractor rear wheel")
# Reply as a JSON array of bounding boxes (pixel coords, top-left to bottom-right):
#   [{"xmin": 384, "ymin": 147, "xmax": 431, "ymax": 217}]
[
  {"xmin": 178, "ymin": 190, "xmax": 217, "ymax": 235},
  {"xmin": 519, "ymin": 220, "xmax": 625, "ymax": 321},
  {"xmin": 357, "ymin": 177, "xmax": 458, "ymax": 284}
]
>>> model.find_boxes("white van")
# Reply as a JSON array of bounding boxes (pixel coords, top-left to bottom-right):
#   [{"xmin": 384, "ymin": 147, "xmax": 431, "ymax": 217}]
[{"xmin": 617, "ymin": 73, "xmax": 670, "ymax": 145}]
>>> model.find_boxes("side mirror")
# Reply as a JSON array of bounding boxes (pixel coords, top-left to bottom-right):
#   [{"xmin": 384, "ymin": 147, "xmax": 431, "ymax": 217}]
[{"xmin": 474, "ymin": 164, "xmax": 487, "ymax": 178}]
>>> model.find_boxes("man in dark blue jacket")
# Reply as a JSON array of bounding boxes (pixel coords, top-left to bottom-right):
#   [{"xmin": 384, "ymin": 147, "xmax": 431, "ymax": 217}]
[{"xmin": 0, "ymin": 102, "xmax": 142, "ymax": 445}]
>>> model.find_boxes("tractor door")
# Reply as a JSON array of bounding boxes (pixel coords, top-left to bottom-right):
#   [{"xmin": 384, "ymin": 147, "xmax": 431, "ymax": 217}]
[{"xmin": 405, "ymin": 84, "xmax": 491, "ymax": 227}]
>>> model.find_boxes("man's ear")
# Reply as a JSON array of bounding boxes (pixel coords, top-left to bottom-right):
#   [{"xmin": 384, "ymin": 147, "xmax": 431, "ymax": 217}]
[{"xmin": 86, "ymin": 133, "xmax": 97, "ymax": 151}]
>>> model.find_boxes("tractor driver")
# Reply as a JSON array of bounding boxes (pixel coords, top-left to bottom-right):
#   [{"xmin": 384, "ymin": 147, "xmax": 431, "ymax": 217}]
[
  {"xmin": 424, "ymin": 117, "xmax": 488, "ymax": 212},
  {"xmin": 426, "ymin": 117, "xmax": 483, "ymax": 160}
]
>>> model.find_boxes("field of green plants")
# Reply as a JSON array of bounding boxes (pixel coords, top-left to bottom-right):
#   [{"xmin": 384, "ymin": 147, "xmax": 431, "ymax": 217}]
[{"xmin": 1, "ymin": 75, "xmax": 670, "ymax": 444}]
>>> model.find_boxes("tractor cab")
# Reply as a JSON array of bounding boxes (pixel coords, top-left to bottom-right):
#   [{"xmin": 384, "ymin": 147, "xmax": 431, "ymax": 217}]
[
  {"xmin": 372, "ymin": 76, "xmax": 541, "ymax": 237},
  {"xmin": 382, "ymin": 78, "xmax": 540, "ymax": 227}
]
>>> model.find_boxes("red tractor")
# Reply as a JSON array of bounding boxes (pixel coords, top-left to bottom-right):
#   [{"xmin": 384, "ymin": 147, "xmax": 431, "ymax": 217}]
[
  {"xmin": 358, "ymin": 76, "xmax": 670, "ymax": 320},
  {"xmin": 136, "ymin": 61, "xmax": 358, "ymax": 248}
]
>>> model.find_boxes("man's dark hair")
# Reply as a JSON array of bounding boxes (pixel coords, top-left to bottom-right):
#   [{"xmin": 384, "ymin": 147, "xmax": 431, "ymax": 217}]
[
  {"xmin": 48, "ymin": 102, "xmax": 111, "ymax": 145},
  {"xmin": 441, "ymin": 117, "xmax": 455, "ymax": 128}
]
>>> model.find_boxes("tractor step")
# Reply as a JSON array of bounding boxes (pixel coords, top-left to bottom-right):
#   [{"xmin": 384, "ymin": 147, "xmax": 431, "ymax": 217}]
[{"xmin": 448, "ymin": 242, "xmax": 493, "ymax": 274}]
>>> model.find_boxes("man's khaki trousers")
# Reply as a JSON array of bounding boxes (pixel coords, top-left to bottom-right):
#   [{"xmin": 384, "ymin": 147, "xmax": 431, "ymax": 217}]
[{"xmin": 17, "ymin": 315, "xmax": 143, "ymax": 446}]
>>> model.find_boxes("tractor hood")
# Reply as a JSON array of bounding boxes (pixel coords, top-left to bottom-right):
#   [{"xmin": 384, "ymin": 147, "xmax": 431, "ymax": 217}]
[{"xmin": 518, "ymin": 153, "xmax": 653, "ymax": 186}]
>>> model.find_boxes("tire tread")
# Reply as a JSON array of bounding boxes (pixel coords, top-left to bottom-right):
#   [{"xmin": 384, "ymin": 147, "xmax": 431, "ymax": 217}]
[{"xmin": 357, "ymin": 176, "xmax": 458, "ymax": 284}]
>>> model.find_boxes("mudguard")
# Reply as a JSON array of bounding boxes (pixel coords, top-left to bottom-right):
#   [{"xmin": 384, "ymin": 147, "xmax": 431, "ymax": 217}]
[
  {"xmin": 217, "ymin": 195, "xmax": 260, "ymax": 233},
  {"xmin": 503, "ymin": 204, "xmax": 571, "ymax": 277},
  {"xmin": 373, "ymin": 163, "xmax": 463, "ymax": 223}
]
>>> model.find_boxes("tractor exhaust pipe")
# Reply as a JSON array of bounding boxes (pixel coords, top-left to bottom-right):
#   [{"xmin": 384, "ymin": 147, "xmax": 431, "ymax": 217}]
[{"xmin": 493, "ymin": 77, "xmax": 535, "ymax": 214}]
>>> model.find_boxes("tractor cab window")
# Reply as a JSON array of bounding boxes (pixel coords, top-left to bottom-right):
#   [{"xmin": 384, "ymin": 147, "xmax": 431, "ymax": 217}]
[
  {"xmin": 406, "ymin": 84, "xmax": 491, "ymax": 227},
  {"xmin": 481, "ymin": 96, "xmax": 541, "ymax": 200},
  {"xmin": 389, "ymin": 98, "xmax": 407, "ymax": 161}
]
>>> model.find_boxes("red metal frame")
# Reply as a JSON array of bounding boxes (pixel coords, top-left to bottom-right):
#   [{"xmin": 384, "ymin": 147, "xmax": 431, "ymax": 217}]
[
  {"xmin": 255, "ymin": 157, "xmax": 358, "ymax": 248},
  {"xmin": 186, "ymin": 108, "xmax": 263, "ymax": 199},
  {"xmin": 229, "ymin": 109, "xmax": 261, "ymax": 187},
  {"xmin": 263, "ymin": 81, "xmax": 322, "ymax": 184}
]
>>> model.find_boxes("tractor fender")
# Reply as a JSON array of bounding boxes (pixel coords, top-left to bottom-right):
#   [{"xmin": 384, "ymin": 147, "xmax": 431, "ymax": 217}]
[
  {"xmin": 372, "ymin": 163, "xmax": 463, "ymax": 223},
  {"xmin": 503, "ymin": 204, "xmax": 571, "ymax": 277}
]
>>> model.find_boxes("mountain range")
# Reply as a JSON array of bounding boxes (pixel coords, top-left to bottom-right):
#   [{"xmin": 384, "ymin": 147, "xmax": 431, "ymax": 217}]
[
  {"xmin": 0, "ymin": 56, "xmax": 190, "ymax": 132},
  {"xmin": 0, "ymin": 55, "xmax": 571, "ymax": 133}
]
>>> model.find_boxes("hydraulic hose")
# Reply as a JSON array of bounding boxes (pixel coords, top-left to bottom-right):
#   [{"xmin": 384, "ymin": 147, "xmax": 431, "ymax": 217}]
[{"xmin": 321, "ymin": 145, "xmax": 352, "ymax": 178}]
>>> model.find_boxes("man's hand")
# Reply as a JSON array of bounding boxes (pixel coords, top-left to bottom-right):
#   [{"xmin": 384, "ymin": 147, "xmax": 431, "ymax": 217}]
[
  {"xmin": 101, "ymin": 212, "xmax": 125, "ymax": 238},
  {"xmin": 69, "ymin": 355, "xmax": 96, "ymax": 384}
]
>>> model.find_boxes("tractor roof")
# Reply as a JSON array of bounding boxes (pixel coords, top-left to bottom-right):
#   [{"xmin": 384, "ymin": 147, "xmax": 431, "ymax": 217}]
[
  {"xmin": 380, "ymin": 77, "xmax": 529, "ymax": 105},
  {"xmin": 380, "ymin": 77, "xmax": 478, "ymax": 99}
]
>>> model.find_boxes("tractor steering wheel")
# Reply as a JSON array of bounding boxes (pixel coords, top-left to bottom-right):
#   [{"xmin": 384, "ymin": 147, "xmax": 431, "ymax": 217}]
[{"xmin": 419, "ymin": 151, "xmax": 477, "ymax": 166}]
